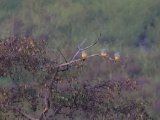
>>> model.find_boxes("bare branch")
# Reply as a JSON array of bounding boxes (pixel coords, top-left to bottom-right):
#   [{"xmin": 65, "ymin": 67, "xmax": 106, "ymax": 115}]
[
  {"xmin": 71, "ymin": 34, "xmax": 101, "ymax": 61},
  {"xmin": 82, "ymin": 36, "xmax": 100, "ymax": 51},
  {"xmin": 71, "ymin": 39, "xmax": 87, "ymax": 61},
  {"xmin": 57, "ymin": 47, "xmax": 67, "ymax": 63},
  {"xmin": 39, "ymin": 94, "xmax": 50, "ymax": 120},
  {"xmin": 71, "ymin": 50, "xmax": 80, "ymax": 61},
  {"xmin": 58, "ymin": 54, "xmax": 99, "ymax": 68},
  {"xmin": 78, "ymin": 38, "xmax": 87, "ymax": 50},
  {"xmin": 39, "ymin": 69, "xmax": 59, "ymax": 120}
]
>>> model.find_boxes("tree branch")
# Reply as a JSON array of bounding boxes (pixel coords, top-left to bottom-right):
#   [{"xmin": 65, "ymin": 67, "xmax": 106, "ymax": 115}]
[
  {"xmin": 14, "ymin": 108, "xmax": 38, "ymax": 120},
  {"xmin": 58, "ymin": 54, "xmax": 99, "ymax": 68},
  {"xmin": 57, "ymin": 47, "xmax": 67, "ymax": 63},
  {"xmin": 39, "ymin": 68, "xmax": 59, "ymax": 120},
  {"xmin": 71, "ymin": 34, "xmax": 101, "ymax": 61}
]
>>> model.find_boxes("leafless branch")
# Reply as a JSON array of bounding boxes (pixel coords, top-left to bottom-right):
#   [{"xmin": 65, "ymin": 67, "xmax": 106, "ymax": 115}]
[
  {"xmin": 39, "ymin": 69, "xmax": 59, "ymax": 120},
  {"xmin": 71, "ymin": 34, "xmax": 101, "ymax": 61},
  {"xmin": 39, "ymin": 93, "xmax": 50, "ymax": 119},
  {"xmin": 78, "ymin": 38, "xmax": 87, "ymax": 50},
  {"xmin": 58, "ymin": 54, "xmax": 99, "ymax": 68},
  {"xmin": 57, "ymin": 47, "xmax": 67, "ymax": 63}
]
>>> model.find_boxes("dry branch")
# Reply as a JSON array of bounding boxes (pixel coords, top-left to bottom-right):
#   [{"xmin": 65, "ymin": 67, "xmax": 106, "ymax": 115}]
[
  {"xmin": 58, "ymin": 54, "xmax": 99, "ymax": 68},
  {"xmin": 71, "ymin": 34, "xmax": 101, "ymax": 61}
]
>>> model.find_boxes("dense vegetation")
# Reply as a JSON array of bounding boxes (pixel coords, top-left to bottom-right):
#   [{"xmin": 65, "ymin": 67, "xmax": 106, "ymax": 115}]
[
  {"xmin": 0, "ymin": 0, "xmax": 160, "ymax": 119},
  {"xmin": 0, "ymin": 37, "xmax": 153, "ymax": 120}
]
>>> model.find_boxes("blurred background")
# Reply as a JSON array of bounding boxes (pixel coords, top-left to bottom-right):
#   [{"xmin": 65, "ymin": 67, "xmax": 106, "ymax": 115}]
[{"xmin": 0, "ymin": 0, "xmax": 160, "ymax": 119}]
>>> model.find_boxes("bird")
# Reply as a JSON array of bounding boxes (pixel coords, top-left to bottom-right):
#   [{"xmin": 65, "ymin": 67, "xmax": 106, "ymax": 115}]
[
  {"xmin": 100, "ymin": 49, "xmax": 108, "ymax": 57},
  {"xmin": 81, "ymin": 50, "xmax": 87, "ymax": 61},
  {"xmin": 114, "ymin": 52, "xmax": 120, "ymax": 62}
]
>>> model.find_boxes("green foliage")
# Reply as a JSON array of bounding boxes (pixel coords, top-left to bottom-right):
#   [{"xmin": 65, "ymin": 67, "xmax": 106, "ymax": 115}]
[
  {"xmin": 0, "ymin": 0, "xmax": 160, "ymax": 46},
  {"xmin": 0, "ymin": 0, "xmax": 159, "ymax": 51},
  {"xmin": 0, "ymin": 0, "xmax": 22, "ymax": 11}
]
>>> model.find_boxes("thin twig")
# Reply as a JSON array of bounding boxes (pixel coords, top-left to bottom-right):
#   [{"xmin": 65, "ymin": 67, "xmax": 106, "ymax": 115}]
[
  {"xmin": 78, "ymin": 38, "xmax": 87, "ymax": 50},
  {"xmin": 57, "ymin": 47, "xmax": 67, "ymax": 63},
  {"xmin": 71, "ymin": 34, "xmax": 101, "ymax": 61}
]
